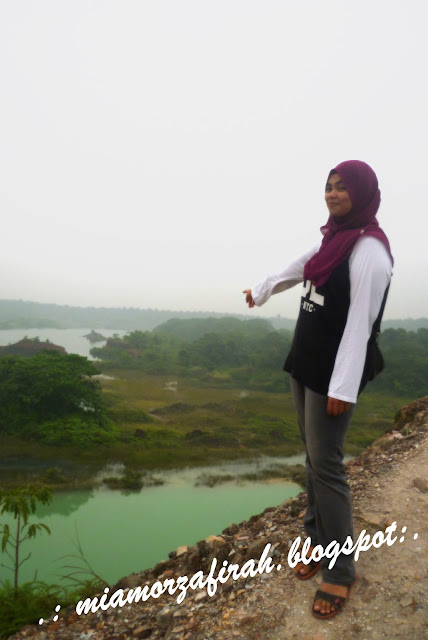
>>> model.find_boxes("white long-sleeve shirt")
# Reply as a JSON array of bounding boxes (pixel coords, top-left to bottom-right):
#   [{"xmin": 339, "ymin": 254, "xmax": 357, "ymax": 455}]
[{"xmin": 251, "ymin": 235, "xmax": 393, "ymax": 403}]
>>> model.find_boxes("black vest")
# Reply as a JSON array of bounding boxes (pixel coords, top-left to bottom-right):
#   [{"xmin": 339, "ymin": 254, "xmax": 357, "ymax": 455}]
[{"xmin": 283, "ymin": 258, "xmax": 389, "ymax": 396}]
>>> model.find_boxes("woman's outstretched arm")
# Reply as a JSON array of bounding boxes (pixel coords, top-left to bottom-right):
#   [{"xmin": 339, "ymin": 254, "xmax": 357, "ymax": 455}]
[{"xmin": 243, "ymin": 242, "xmax": 321, "ymax": 308}]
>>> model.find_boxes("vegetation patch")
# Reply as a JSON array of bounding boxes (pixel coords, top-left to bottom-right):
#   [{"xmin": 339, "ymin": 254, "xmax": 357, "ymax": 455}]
[
  {"xmin": 193, "ymin": 464, "xmax": 306, "ymax": 488},
  {"xmin": 102, "ymin": 468, "xmax": 164, "ymax": 491}
]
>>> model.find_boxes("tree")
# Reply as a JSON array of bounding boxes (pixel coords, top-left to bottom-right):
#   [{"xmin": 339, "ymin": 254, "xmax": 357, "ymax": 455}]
[
  {"xmin": 0, "ymin": 352, "xmax": 118, "ymax": 445},
  {"xmin": 0, "ymin": 486, "xmax": 52, "ymax": 591}
]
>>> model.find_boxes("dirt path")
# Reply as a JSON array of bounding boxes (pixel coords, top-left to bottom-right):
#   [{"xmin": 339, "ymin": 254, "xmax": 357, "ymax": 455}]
[
  {"xmin": 266, "ymin": 421, "xmax": 428, "ymax": 639},
  {"xmin": 9, "ymin": 398, "xmax": 428, "ymax": 640}
]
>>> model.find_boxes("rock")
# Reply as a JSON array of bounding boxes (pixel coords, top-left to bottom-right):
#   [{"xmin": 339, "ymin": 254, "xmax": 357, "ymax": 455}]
[
  {"xmin": 399, "ymin": 595, "xmax": 413, "ymax": 607},
  {"xmin": 245, "ymin": 537, "xmax": 275, "ymax": 560},
  {"xmin": 112, "ymin": 573, "xmax": 142, "ymax": 591},
  {"xmin": 223, "ymin": 523, "xmax": 239, "ymax": 535},
  {"xmin": 234, "ymin": 610, "xmax": 259, "ymax": 625},
  {"xmin": 176, "ymin": 545, "xmax": 189, "ymax": 556},
  {"xmin": 187, "ymin": 549, "xmax": 204, "ymax": 572},
  {"xmin": 66, "ymin": 612, "xmax": 80, "ymax": 625},
  {"xmin": 273, "ymin": 605, "xmax": 288, "ymax": 622},
  {"xmin": 394, "ymin": 399, "xmax": 428, "ymax": 430},
  {"xmin": 289, "ymin": 502, "xmax": 302, "ymax": 517},
  {"xmin": 133, "ymin": 625, "xmax": 154, "ymax": 639},
  {"xmin": 413, "ymin": 477, "xmax": 428, "ymax": 493},
  {"xmin": 154, "ymin": 559, "xmax": 170, "ymax": 574},
  {"xmin": 157, "ymin": 607, "xmax": 175, "ymax": 630},
  {"xmin": 359, "ymin": 512, "xmax": 383, "ymax": 527},
  {"xmin": 386, "ymin": 430, "xmax": 404, "ymax": 440},
  {"xmin": 205, "ymin": 535, "xmax": 230, "ymax": 566},
  {"xmin": 362, "ymin": 588, "xmax": 377, "ymax": 603},
  {"xmin": 221, "ymin": 577, "xmax": 234, "ymax": 593},
  {"xmin": 160, "ymin": 569, "xmax": 175, "ymax": 579}
]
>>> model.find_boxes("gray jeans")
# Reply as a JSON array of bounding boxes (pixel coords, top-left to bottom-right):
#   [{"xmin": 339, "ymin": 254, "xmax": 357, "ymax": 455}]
[{"xmin": 290, "ymin": 375, "xmax": 356, "ymax": 585}]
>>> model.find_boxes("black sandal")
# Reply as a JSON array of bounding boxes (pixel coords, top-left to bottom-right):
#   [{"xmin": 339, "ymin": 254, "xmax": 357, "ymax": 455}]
[{"xmin": 311, "ymin": 577, "xmax": 356, "ymax": 619}]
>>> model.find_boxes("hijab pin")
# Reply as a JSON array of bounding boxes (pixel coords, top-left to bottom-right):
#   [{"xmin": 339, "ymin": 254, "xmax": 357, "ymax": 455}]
[{"xmin": 360, "ymin": 229, "xmax": 365, "ymax": 234}]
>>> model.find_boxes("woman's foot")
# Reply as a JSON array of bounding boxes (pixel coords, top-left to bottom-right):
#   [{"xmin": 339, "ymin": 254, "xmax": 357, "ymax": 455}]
[
  {"xmin": 312, "ymin": 577, "xmax": 357, "ymax": 619},
  {"xmin": 312, "ymin": 582, "xmax": 348, "ymax": 615},
  {"xmin": 294, "ymin": 547, "xmax": 321, "ymax": 580}
]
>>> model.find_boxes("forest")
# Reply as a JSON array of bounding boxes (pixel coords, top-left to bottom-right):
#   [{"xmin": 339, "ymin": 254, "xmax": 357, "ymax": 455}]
[
  {"xmin": 90, "ymin": 318, "xmax": 428, "ymax": 398},
  {"xmin": 0, "ymin": 319, "xmax": 425, "ymax": 473}
]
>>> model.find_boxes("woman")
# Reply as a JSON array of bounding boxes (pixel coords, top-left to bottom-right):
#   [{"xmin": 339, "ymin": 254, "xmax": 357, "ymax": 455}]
[{"xmin": 243, "ymin": 160, "xmax": 393, "ymax": 619}]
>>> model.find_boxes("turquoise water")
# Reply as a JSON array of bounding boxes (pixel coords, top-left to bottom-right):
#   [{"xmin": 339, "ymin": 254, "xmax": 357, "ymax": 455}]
[
  {"xmin": 1, "ymin": 461, "xmax": 302, "ymax": 588},
  {"xmin": 0, "ymin": 328, "xmax": 303, "ymax": 588}
]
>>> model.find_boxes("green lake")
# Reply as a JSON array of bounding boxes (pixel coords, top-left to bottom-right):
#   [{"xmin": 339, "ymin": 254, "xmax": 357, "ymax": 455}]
[{"xmin": 1, "ymin": 457, "xmax": 304, "ymax": 589}]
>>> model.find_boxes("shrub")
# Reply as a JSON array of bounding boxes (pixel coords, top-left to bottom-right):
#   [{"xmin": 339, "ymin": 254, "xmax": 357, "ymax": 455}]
[{"xmin": 37, "ymin": 415, "xmax": 118, "ymax": 447}]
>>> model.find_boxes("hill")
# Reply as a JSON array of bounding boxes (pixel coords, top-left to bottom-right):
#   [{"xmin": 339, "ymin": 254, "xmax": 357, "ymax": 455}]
[
  {"xmin": 0, "ymin": 299, "xmax": 297, "ymax": 331},
  {"xmin": 3, "ymin": 299, "xmax": 427, "ymax": 333}
]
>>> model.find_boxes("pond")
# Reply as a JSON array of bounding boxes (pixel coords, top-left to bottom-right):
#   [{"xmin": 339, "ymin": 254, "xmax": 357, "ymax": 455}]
[{"xmin": 1, "ymin": 457, "xmax": 304, "ymax": 589}]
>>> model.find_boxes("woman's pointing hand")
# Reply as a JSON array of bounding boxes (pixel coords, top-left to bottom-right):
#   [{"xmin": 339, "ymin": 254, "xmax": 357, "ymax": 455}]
[{"xmin": 243, "ymin": 289, "xmax": 255, "ymax": 308}]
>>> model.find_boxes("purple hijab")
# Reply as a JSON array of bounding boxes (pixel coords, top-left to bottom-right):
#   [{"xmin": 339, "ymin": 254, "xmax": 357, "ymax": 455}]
[{"xmin": 303, "ymin": 160, "xmax": 393, "ymax": 287}]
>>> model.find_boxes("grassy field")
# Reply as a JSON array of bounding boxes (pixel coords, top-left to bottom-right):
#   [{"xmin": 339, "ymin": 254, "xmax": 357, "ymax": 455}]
[
  {"xmin": 0, "ymin": 369, "xmax": 414, "ymax": 488},
  {"xmin": 96, "ymin": 370, "xmax": 413, "ymax": 462}
]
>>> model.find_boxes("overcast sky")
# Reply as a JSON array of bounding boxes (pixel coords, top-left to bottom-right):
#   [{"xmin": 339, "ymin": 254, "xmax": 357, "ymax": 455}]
[{"xmin": 1, "ymin": 0, "xmax": 427, "ymax": 320}]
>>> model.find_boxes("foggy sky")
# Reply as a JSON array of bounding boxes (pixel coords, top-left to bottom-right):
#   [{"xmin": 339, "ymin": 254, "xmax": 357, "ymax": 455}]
[{"xmin": 1, "ymin": 1, "xmax": 427, "ymax": 320}]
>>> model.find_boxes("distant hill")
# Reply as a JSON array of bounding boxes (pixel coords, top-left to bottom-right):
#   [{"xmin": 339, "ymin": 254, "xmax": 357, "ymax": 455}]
[
  {"xmin": 0, "ymin": 299, "xmax": 426, "ymax": 332},
  {"xmin": 382, "ymin": 318, "xmax": 428, "ymax": 330},
  {"xmin": 153, "ymin": 317, "xmax": 276, "ymax": 341},
  {"xmin": 0, "ymin": 299, "xmax": 296, "ymax": 331}
]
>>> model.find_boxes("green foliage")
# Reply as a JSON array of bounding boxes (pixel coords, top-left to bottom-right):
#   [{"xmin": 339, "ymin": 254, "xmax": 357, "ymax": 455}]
[
  {"xmin": 37, "ymin": 415, "xmax": 118, "ymax": 447},
  {"xmin": 103, "ymin": 468, "xmax": 144, "ymax": 490},
  {"xmin": 42, "ymin": 467, "xmax": 66, "ymax": 484},
  {"xmin": 91, "ymin": 323, "xmax": 428, "ymax": 397},
  {"xmin": 0, "ymin": 580, "xmax": 66, "ymax": 639},
  {"xmin": 0, "ymin": 506, "xmax": 110, "ymax": 639},
  {"xmin": 0, "ymin": 526, "xmax": 108, "ymax": 639},
  {"xmin": 0, "ymin": 351, "xmax": 118, "ymax": 446},
  {"xmin": 0, "ymin": 486, "xmax": 52, "ymax": 590},
  {"xmin": 92, "ymin": 320, "xmax": 293, "ymax": 386},
  {"xmin": 91, "ymin": 330, "xmax": 182, "ymax": 373},
  {"xmin": 369, "ymin": 328, "xmax": 428, "ymax": 397}
]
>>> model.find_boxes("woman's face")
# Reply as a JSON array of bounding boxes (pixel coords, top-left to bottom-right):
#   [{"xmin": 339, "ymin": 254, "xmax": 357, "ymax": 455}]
[{"xmin": 325, "ymin": 172, "xmax": 352, "ymax": 217}]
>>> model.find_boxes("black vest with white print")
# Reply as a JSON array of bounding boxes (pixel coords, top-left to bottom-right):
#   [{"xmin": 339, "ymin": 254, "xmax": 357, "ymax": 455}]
[{"xmin": 283, "ymin": 258, "xmax": 389, "ymax": 397}]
